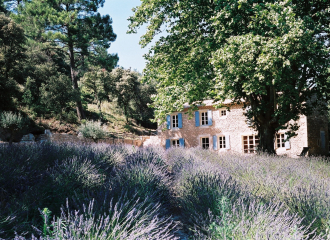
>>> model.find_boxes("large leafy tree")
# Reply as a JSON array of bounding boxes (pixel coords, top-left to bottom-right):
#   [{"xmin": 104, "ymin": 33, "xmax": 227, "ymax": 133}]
[
  {"xmin": 129, "ymin": 0, "xmax": 330, "ymax": 153},
  {"xmin": 81, "ymin": 67, "xmax": 110, "ymax": 118},
  {"xmin": 0, "ymin": 14, "xmax": 25, "ymax": 110},
  {"xmin": 15, "ymin": 0, "xmax": 117, "ymax": 120}
]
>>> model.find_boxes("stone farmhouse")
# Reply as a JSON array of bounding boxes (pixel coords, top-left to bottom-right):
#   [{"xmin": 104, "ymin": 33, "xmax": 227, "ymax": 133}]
[{"xmin": 148, "ymin": 100, "xmax": 329, "ymax": 156}]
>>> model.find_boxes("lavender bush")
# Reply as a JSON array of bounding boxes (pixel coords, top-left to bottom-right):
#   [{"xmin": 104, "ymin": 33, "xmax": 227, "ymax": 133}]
[{"xmin": 1, "ymin": 143, "xmax": 330, "ymax": 239}]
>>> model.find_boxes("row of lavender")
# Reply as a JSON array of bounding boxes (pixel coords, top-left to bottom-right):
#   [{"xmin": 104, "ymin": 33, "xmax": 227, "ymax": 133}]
[{"xmin": 0, "ymin": 142, "xmax": 329, "ymax": 239}]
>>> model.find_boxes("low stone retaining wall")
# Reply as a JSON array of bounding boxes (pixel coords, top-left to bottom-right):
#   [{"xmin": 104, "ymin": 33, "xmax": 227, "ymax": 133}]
[{"xmin": 19, "ymin": 130, "xmax": 151, "ymax": 147}]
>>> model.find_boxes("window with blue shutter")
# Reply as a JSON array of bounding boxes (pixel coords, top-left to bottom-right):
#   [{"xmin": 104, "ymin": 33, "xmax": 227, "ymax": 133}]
[
  {"xmin": 178, "ymin": 113, "xmax": 183, "ymax": 129},
  {"xmin": 166, "ymin": 115, "xmax": 171, "ymax": 129},
  {"xmin": 213, "ymin": 135, "xmax": 217, "ymax": 150},
  {"xmin": 179, "ymin": 138, "xmax": 185, "ymax": 147},
  {"xmin": 195, "ymin": 111, "xmax": 200, "ymax": 127},
  {"xmin": 166, "ymin": 139, "xmax": 170, "ymax": 149},
  {"xmin": 208, "ymin": 110, "xmax": 212, "ymax": 126}
]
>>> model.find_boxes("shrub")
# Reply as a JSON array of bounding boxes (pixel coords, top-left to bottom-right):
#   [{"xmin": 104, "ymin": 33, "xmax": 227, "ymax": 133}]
[
  {"xmin": 195, "ymin": 199, "xmax": 320, "ymax": 240},
  {"xmin": 78, "ymin": 121, "xmax": 107, "ymax": 142},
  {"xmin": 0, "ymin": 111, "xmax": 27, "ymax": 144},
  {"xmin": 15, "ymin": 197, "xmax": 177, "ymax": 240}
]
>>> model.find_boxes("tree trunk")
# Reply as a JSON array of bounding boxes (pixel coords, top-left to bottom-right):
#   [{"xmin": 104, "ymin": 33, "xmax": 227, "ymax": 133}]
[
  {"xmin": 258, "ymin": 124, "xmax": 276, "ymax": 154},
  {"xmin": 96, "ymin": 95, "xmax": 103, "ymax": 120},
  {"xmin": 68, "ymin": 43, "xmax": 85, "ymax": 120}
]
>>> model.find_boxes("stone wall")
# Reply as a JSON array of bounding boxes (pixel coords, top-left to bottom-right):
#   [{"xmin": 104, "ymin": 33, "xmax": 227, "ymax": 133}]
[
  {"xmin": 20, "ymin": 131, "xmax": 146, "ymax": 147},
  {"xmin": 156, "ymin": 103, "xmax": 311, "ymax": 157}
]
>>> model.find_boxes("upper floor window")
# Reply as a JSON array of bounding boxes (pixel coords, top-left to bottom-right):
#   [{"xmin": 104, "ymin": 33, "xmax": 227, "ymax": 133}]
[
  {"xmin": 166, "ymin": 113, "xmax": 182, "ymax": 129},
  {"xmin": 172, "ymin": 114, "xmax": 178, "ymax": 128},
  {"xmin": 201, "ymin": 111, "xmax": 208, "ymax": 126},
  {"xmin": 195, "ymin": 110, "xmax": 212, "ymax": 127},
  {"xmin": 220, "ymin": 110, "xmax": 227, "ymax": 116}
]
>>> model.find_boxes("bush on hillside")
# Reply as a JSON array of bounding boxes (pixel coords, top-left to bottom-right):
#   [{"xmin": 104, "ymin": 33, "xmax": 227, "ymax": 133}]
[
  {"xmin": 0, "ymin": 111, "xmax": 27, "ymax": 144},
  {"xmin": 78, "ymin": 120, "xmax": 107, "ymax": 142}
]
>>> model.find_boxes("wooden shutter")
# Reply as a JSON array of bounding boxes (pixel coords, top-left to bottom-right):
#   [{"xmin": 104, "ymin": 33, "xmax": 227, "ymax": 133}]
[
  {"xmin": 179, "ymin": 138, "xmax": 185, "ymax": 147},
  {"xmin": 208, "ymin": 110, "xmax": 213, "ymax": 126},
  {"xmin": 166, "ymin": 139, "xmax": 170, "ymax": 149},
  {"xmin": 178, "ymin": 113, "xmax": 183, "ymax": 129},
  {"xmin": 166, "ymin": 115, "xmax": 171, "ymax": 130},
  {"xmin": 284, "ymin": 134, "xmax": 290, "ymax": 150},
  {"xmin": 195, "ymin": 111, "xmax": 200, "ymax": 127},
  {"xmin": 213, "ymin": 135, "xmax": 217, "ymax": 150},
  {"xmin": 225, "ymin": 134, "xmax": 230, "ymax": 149}
]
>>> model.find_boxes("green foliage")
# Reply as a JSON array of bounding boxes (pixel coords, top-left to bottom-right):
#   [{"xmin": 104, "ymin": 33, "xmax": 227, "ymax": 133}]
[
  {"xmin": 108, "ymin": 68, "xmax": 156, "ymax": 126},
  {"xmin": 40, "ymin": 74, "xmax": 78, "ymax": 115},
  {"xmin": 14, "ymin": 0, "xmax": 118, "ymax": 120},
  {"xmin": 78, "ymin": 120, "xmax": 107, "ymax": 142},
  {"xmin": 0, "ymin": 111, "xmax": 26, "ymax": 144},
  {"xmin": 129, "ymin": 0, "xmax": 330, "ymax": 153},
  {"xmin": 0, "ymin": 14, "xmax": 25, "ymax": 111}
]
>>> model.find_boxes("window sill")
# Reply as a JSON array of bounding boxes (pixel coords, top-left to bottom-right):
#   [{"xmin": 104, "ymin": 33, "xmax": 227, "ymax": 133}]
[
  {"xmin": 199, "ymin": 125, "xmax": 210, "ymax": 128},
  {"xmin": 170, "ymin": 128, "xmax": 180, "ymax": 131}
]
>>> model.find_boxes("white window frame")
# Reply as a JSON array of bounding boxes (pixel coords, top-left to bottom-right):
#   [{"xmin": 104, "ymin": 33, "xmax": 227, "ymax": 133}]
[
  {"xmin": 276, "ymin": 133, "xmax": 285, "ymax": 148},
  {"xmin": 219, "ymin": 108, "xmax": 227, "ymax": 118},
  {"xmin": 218, "ymin": 135, "xmax": 226, "ymax": 149},
  {"xmin": 200, "ymin": 110, "xmax": 209, "ymax": 126},
  {"xmin": 171, "ymin": 114, "xmax": 179, "ymax": 129},
  {"xmin": 242, "ymin": 135, "xmax": 259, "ymax": 153},
  {"xmin": 200, "ymin": 136, "xmax": 210, "ymax": 149},
  {"xmin": 172, "ymin": 139, "xmax": 180, "ymax": 147}
]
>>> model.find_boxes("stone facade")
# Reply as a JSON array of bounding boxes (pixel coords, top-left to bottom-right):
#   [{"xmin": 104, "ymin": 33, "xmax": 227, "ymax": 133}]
[{"xmin": 155, "ymin": 102, "xmax": 328, "ymax": 156}]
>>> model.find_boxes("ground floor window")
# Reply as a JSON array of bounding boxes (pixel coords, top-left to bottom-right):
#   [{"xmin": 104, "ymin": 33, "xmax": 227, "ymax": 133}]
[
  {"xmin": 172, "ymin": 139, "xmax": 180, "ymax": 147},
  {"xmin": 201, "ymin": 137, "xmax": 209, "ymax": 149},
  {"xmin": 219, "ymin": 136, "xmax": 226, "ymax": 149},
  {"xmin": 243, "ymin": 135, "xmax": 259, "ymax": 153},
  {"xmin": 276, "ymin": 133, "xmax": 285, "ymax": 148}
]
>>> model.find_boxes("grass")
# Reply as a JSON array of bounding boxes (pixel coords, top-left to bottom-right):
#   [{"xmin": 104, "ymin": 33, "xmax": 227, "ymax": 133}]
[{"xmin": 0, "ymin": 143, "xmax": 329, "ymax": 239}]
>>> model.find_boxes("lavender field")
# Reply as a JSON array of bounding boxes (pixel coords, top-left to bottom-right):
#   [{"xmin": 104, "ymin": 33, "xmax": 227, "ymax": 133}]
[{"xmin": 0, "ymin": 142, "xmax": 329, "ymax": 239}]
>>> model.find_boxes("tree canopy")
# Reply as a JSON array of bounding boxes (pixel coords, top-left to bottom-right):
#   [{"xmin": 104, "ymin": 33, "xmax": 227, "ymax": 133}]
[
  {"xmin": 14, "ymin": 0, "xmax": 118, "ymax": 119},
  {"xmin": 129, "ymin": 0, "xmax": 330, "ymax": 153}
]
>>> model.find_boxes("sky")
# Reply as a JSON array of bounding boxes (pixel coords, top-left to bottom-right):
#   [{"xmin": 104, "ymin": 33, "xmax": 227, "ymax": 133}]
[{"xmin": 98, "ymin": 0, "xmax": 149, "ymax": 73}]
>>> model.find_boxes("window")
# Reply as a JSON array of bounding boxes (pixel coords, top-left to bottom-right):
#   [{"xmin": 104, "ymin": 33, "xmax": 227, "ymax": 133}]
[
  {"xmin": 172, "ymin": 139, "xmax": 180, "ymax": 147},
  {"xmin": 195, "ymin": 110, "xmax": 212, "ymax": 127},
  {"xmin": 276, "ymin": 133, "xmax": 285, "ymax": 148},
  {"xmin": 219, "ymin": 136, "xmax": 226, "ymax": 149},
  {"xmin": 243, "ymin": 135, "xmax": 259, "ymax": 153},
  {"xmin": 220, "ymin": 110, "xmax": 227, "ymax": 116},
  {"xmin": 166, "ymin": 138, "xmax": 184, "ymax": 149},
  {"xmin": 201, "ymin": 111, "xmax": 208, "ymax": 126},
  {"xmin": 172, "ymin": 114, "xmax": 178, "ymax": 128},
  {"xmin": 201, "ymin": 137, "xmax": 209, "ymax": 149},
  {"xmin": 167, "ymin": 113, "xmax": 182, "ymax": 129}
]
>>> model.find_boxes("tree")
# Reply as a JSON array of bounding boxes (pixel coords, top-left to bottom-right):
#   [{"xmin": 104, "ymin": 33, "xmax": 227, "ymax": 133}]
[
  {"xmin": 0, "ymin": 14, "xmax": 25, "ymax": 110},
  {"xmin": 15, "ymin": 0, "xmax": 117, "ymax": 120},
  {"xmin": 40, "ymin": 74, "xmax": 78, "ymax": 116},
  {"xmin": 129, "ymin": 0, "xmax": 330, "ymax": 153},
  {"xmin": 81, "ymin": 68, "xmax": 110, "ymax": 118}
]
